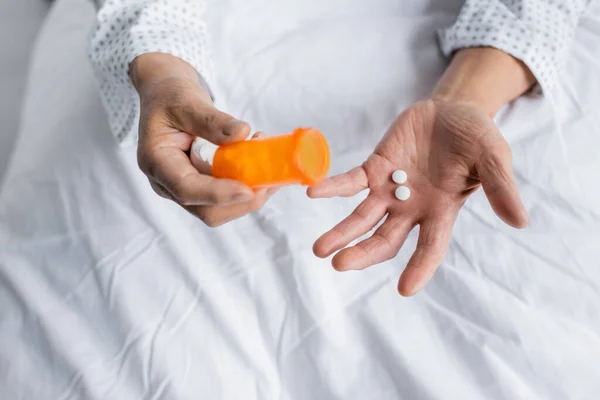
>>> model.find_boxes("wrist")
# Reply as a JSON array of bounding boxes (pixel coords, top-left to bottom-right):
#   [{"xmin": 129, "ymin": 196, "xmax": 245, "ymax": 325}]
[
  {"xmin": 130, "ymin": 53, "xmax": 211, "ymax": 103},
  {"xmin": 433, "ymin": 47, "xmax": 536, "ymax": 116}
]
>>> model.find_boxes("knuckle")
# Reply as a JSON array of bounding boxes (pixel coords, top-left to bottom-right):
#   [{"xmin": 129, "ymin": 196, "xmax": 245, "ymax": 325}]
[
  {"xmin": 175, "ymin": 95, "xmax": 195, "ymax": 116},
  {"xmin": 171, "ymin": 173, "xmax": 207, "ymax": 206},
  {"xmin": 204, "ymin": 218, "xmax": 224, "ymax": 228},
  {"xmin": 190, "ymin": 207, "xmax": 212, "ymax": 226},
  {"xmin": 137, "ymin": 153, "xmax": 156, "ymax": 177},
  {"xmin": 137, "ymin": 155, "xmax": 148, "ymax": 175},
  {"xmin": 200, "ymin": 212, "xmax": 224, "ymax": 228},
  {"xmin": 353, "ymin": 203, "xmax": 370, "ymax": 221},
  {"xmin": 204, "ymin": 190, "xmax": 219, "ymax": 204},
  {"xmin": 404, "ymin": 104, "xmax": 421, "ymax": 125},
  {"xmin": 188, "ymin": 206, "xmax": 227, "ymax": 228},
  {"xmin": 208, "ymin": 185, "xmax": 232, "ymax": 205},
  {"xmin": 482, "ymin": 154, "xmax": 510, "ymax": 186},
  {"xmin": 484, "ymin": 154, "xmax": 503, "ymax": 172},
  {"xmin": 202, "ymin": 112, "xmax": 219, "ymax": 131},
  {"xmin": 150, "ymin": 184, "xmax": 169, "ymax": 200},
  {"xmin": 170, "ymin": 177, "xmax": 193, "ymax": 205},
  {"xmin": 164, "ymin": 90, "xmax": 199, "ymax": 122},
  {"xmin": 137, "ymin": 140, "xmax": 162, "ymax": 177},
  {"xmin": 175, "ymin": 89, "xmax": 194, "ymax": 106}
]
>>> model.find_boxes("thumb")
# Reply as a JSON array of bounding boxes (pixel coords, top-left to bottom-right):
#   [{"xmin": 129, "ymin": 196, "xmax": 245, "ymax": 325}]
[
  {"xmin": 174, "ymin": 95, "xmax": 250, "ymax": 145},
  {"xmin": 476, "ymin": 138, "xmax": 529, "ymax": 229}
]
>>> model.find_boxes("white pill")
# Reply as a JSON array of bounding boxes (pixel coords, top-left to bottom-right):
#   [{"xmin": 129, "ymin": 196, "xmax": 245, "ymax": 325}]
[
  {"xmin": 392, "ymin": 170, "xmax": 408, "ymax": 184},
  {"xmin": 395, "ymin": 186, "xmax": 411, "ymax": 201}
]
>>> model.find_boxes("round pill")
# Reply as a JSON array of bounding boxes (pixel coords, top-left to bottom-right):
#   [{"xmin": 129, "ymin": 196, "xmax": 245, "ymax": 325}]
[
  {"xmin": 395, "ymin": 186, "xmax": 411, "ymax": 201},
  {"xmin": 392, "ymin": 170, "xmax": 408, "ymax": 184}
]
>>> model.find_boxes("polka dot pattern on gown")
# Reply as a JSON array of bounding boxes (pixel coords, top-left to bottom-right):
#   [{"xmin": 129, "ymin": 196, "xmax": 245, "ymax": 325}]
[
  {"xmin": 88, "ymin": 0, "xmax": 213, "ymax": 145},
  {"xmin": 89, "ymin": 0, "xmax": 590, "ymax": 144},
  {"xmin": 438, "ymin": 0, "xmax": 590, "ymax": 93}
]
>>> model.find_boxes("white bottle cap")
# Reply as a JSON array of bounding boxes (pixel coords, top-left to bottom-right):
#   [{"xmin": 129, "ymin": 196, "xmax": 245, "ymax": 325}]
[{"xmin": 191, "ymin": 137, "xmax": 219, "ymax": 165}]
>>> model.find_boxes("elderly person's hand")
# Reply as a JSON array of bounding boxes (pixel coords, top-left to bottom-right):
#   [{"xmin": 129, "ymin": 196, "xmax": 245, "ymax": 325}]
[
  {"xmin": 131, "ymin": 53, "xmax": 275, "ymax": 227},
  {"xmin": 308, "ymin": 48, "xmax": 535, "ymax": 296}
]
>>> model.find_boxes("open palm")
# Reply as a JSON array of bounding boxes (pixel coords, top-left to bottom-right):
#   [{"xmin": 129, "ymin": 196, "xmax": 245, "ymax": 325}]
[{"xmin": 308, "ymin": 98, "xmax": 529, "ymax": 296}]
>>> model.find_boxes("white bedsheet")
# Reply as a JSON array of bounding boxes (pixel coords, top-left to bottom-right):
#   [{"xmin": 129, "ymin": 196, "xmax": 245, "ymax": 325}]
[
  {"xmin": 1, "ymin": 0, "xmax": 600, "ymax": 399},
  {"xmin": 0, "ymin": 0, "xmax": 50, "ymax": 182}
]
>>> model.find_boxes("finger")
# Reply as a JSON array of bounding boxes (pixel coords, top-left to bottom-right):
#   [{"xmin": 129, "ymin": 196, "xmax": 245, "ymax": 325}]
[
  {"xmin": 172, "ymin": 97, "xmax": 251, "ymax": 145},
  {"xmin": 149, "ymin": 180, "xmax": 172, "ymax": 200},
  {"xmin": 185, "ymin": 188, "xmax": 273, "ymax": 227},
  {"xmin": 307, "ymin": 166, "xmax": 368, "ymax": 198},
  {"xmin": 313, "ymin": 196, "xmax": 387, "ymax": 258},
  {"xmin": 144, "ymin": 147, "xmax": 253, "ymax": 206},
  {"xmin": 331, "ymin": 216, "xmax": 414, "ymax": 271},
  {"xmin": 252, "ymin": 131, "xmax": 265, "ymax": 139},
  {"xmin": 397, "ymin": 215, "xmax": 454, "ymax": 296},
  {"xmin": 477, "ymin": 140, "xmax": 529, "ymax": 229}
]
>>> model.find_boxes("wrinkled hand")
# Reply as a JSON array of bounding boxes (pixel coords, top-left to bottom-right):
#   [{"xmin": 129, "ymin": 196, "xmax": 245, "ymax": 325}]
[
  {"xmin": 135, "ymin": 57, "xmax": 275, "ymax": 226},
  {"xmin": 308, "ymin": 98, "xmax": 529, "ymax": 296}
]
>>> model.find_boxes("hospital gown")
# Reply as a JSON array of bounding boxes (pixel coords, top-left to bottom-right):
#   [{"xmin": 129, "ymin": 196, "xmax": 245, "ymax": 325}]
[{"xmin": 89, "ymin": 0, "xmax": 590, "ymax": 145}]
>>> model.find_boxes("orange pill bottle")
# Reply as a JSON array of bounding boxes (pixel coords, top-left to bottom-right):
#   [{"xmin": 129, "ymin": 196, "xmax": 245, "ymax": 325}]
[{"xmin": 192, "ymin": 128, "xmax": 330, "ymax": 188}]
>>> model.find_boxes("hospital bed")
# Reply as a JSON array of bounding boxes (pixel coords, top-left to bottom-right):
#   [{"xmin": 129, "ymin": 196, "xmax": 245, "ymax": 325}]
[{"xmin": 1, "ymin": 0, "xmax": 600, "ymax": 398}]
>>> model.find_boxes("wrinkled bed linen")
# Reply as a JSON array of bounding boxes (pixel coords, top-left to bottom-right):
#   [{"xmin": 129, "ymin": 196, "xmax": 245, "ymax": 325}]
[{"xmin": 1, "ymin": 0, "xmax": 600, "ymax": 399}]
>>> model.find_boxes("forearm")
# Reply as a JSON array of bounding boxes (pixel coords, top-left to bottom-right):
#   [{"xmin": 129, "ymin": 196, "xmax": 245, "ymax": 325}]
[
  {"xmin": 433, "ymin": 47, "xmax": 536, "ymax": 116},
  {"xmin": 437, "ymin": 0, "xmax": 591, "ymax": 93},
  {"xmin": 88, "ymin": 0, "xmax": 212, "ymax": 143}
]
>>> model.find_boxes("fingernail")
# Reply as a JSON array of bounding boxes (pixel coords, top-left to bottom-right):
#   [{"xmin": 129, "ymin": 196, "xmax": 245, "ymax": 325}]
[
  {"xmin": 224, "ymin": 120, "xmax": 249, "ymax": 137},
  {"xmin": 408, "ymin": 279, "xmax": 428, "ymax": 296},
  {"xmin": 403, "ymin": 271, "xmax": 432, "ymax": 296},
  {"xmin": 232, "ymin": 192, "xmax": 253, "ymax": 203},
  {"xmin": 522, "ymin": 208, "xmax": 530, "ymax": 227},
  {"xmin": 267, "ymin": 187, "xmax": 278, "ymax": 196}
]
